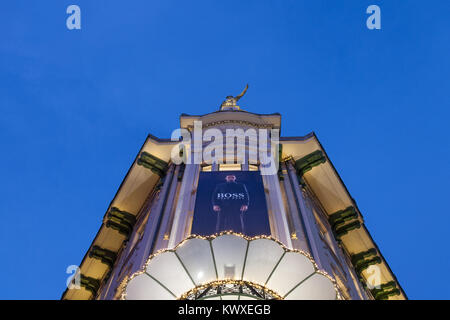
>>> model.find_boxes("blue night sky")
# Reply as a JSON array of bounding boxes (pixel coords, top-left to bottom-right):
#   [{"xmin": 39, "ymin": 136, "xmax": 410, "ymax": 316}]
[{"xmin": 1, "ymin": 1, "xmax": 449, "ymax": 299}]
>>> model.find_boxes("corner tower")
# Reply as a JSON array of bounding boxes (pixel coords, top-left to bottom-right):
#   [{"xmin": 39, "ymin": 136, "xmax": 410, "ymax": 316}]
[{"xmin": 62, "ymin": 90, "xmax": 406, "ymax": 300}]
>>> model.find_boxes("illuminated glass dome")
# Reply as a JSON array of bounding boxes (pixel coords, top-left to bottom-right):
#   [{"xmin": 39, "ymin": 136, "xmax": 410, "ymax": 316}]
[{"xmin": 123, "ymin": 232, "xmax": 339, "ymax": 300}]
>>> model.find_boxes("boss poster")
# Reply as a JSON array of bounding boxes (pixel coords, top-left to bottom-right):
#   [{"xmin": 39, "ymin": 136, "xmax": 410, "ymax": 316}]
[{"xmin": 191, "ymin": 170, "xmax": 270, "ymax": 237}]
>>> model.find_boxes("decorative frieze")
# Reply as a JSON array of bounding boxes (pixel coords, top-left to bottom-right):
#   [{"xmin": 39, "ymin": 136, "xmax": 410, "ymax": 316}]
[{"xmin": 189, "ymin": 119, "xmax": 276, "ymax": 130}]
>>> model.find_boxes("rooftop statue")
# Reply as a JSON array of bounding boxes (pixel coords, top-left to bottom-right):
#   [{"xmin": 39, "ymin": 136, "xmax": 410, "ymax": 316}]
[{"xmin": 220, "ymin": 84, "xmax": 248, "ymax": 110}]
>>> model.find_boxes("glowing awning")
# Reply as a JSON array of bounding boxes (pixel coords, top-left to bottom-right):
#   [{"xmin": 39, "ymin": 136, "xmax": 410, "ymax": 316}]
[{"xmin": 123, "ymin": 233, "xmax": 339, "ymax": 300}]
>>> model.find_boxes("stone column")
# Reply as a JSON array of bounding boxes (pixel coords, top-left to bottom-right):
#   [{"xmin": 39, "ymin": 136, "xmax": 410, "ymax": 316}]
[
  {"xmin": 168, "ymin": 144, "xmax": 201, "ymax": 248},
  {"xmin": 261, "ymin": 171, "xmax": 293, "ymax": 248},
  {"xmin": 136, "ymin": 164, "xmax": 175, "ymax": 266},
  {"xmin": 280, "ymin": 162, "xmax": 310, "ymax": 252},
  {"xmin": 286, "ymin": 162, "xmax": 325, "ymax": 267},
  {"xmin": 153, "ymin": 165, "xmax": 181, "ymax": 251}
]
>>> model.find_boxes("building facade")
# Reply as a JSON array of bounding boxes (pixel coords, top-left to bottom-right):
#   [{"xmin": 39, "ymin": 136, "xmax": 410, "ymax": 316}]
[{"xmin": 62, "ymin": 94, "xmax": 406, "ymax": 300}]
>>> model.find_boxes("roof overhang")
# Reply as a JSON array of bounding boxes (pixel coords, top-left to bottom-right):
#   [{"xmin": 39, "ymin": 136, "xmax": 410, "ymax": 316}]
[
  {"xmin": 281, "ymin": 133, "xmax": 407, "ymax": 300},
  {"xmin": 62, "ymin": 135, "xmax": 177, "ymax": 300}
]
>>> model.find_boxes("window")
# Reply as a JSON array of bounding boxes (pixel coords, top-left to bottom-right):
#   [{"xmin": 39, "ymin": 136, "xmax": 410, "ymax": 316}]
[{"xmin": 219, "ymin": 164, "xmax": 242, "ymax": 171}]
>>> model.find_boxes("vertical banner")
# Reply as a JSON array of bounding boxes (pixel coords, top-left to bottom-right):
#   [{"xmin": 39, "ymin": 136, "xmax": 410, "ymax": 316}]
[{"xmin": 191, "ymin": 171, "xmax": 270, "ymax": 237}]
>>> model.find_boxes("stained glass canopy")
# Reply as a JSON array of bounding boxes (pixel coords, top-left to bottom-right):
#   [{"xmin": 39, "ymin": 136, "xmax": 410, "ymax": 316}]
[{"xmin": 123, "ymin": 233, "xmax": 339, "ymax": 300}]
